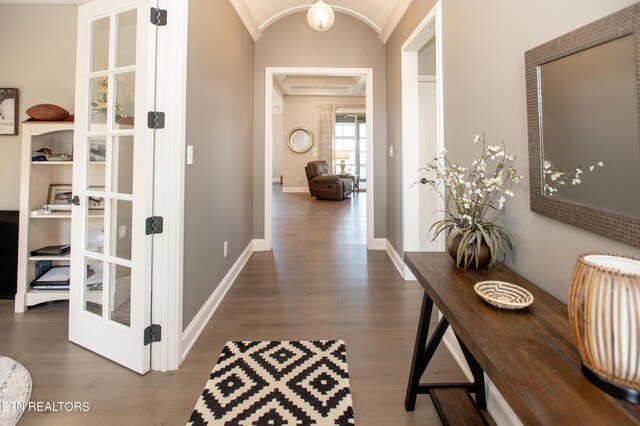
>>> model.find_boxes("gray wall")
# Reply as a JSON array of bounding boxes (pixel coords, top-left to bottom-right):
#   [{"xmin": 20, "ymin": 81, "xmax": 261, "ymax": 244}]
[
  {"xmin": 183, "ymin": 0, "xmax": 254, "ymax": 327},
  {"xmin": 253, "ymin": 12, "xmax": 387, "ymax": 239},
  {"xmin": 282, "ymin": 95, "xmax": 364, "ymax": 189},
  {"xmin": 386, "ymin": 0, "xmax": 640, "ymax": 301},
  {"xmin": 386, "ymin": 0, "xmax": 437, "ymax": 254},
  {"xmin": 0, "ymin": 5, "xmax": 77, "ymax": 210}
]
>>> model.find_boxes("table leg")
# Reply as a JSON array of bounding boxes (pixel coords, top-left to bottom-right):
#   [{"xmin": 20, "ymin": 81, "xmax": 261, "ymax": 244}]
[
  {"xmin": 456, "ymin": 335, "xmax": 487, "ymax": 409},
  {"xmin": 405, "ymin": 292, "xmax": 433, "ymax": 411}
]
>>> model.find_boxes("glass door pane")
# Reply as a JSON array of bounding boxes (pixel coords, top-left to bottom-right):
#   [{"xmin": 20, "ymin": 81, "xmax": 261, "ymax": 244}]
[{"xmin": 80, "ymin": 9, "xmax": 137, "ymax": 328}]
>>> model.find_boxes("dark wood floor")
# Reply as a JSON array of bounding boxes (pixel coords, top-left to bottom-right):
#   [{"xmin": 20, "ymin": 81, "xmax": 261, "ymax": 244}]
[{"xmin": 1, "ymin": 185, "xmax": 465, "ymax": 425}]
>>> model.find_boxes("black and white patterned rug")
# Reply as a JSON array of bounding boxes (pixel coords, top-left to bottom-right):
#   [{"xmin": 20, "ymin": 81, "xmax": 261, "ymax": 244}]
[{"xmin": 187, "ymin": 340, "xmax": 355, "ymax": 426}]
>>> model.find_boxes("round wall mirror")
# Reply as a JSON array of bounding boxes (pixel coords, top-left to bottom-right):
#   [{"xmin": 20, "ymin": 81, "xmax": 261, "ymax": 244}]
[{"xmin": 287, "ymin": 127, "xmax": 314, "ymax": 153}]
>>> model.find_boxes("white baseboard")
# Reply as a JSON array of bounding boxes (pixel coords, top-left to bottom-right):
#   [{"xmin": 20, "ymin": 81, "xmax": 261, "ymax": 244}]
[
  {"xmin": 253, "ymin": 239, "xmax": 267, "ymax": 251},
  {"xmin": 385, "ymin": 239, "xmax": 405, "ymax": 279},
  {"xmin": 442, "ymin": 328, "xmax": 523, "ymax": 426},
  {"xmin": 282, "ymin": 187, "xmax": 309, "ymax": 193},
  {"xmin": 181, "ymin": 240, "xmax": 254, "ymax": 360},
  {"xmin": 372, "ymin": 238, "xmax": 386, "ymax": 250}
]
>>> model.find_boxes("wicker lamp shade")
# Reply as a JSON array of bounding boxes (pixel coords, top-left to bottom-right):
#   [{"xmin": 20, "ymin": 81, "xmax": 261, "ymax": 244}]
[{"xmin": 568, "ymin": 253, "xmax": 640, "ymax": 403}]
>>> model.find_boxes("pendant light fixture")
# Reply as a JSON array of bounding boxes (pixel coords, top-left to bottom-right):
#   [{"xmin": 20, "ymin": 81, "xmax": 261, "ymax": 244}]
[{"xmin": 307, "ymin": 0, "xmax": 335, "ymax": 32}]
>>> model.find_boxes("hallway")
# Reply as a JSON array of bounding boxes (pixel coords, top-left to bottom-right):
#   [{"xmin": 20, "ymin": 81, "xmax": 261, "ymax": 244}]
[
  {"xmin": 0, "ymin": 186, "xmax": 462, "ymax": 425},
  {"xmin": 184, "ymin": 186, "xmax": 461, "ymax": 424}
]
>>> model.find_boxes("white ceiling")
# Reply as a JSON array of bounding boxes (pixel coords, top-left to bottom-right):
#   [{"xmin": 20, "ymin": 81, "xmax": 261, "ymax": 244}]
[
  {"xmin": 275, "ymin": 74, "xmax": 366, "ymax": 97},
  {"xmin": 3, "ymin": 0, "xmax": 412, "ymax": 43},
  {"xmin": 228, "ymin": 0, "xmax": 413, "ymax": 42}
]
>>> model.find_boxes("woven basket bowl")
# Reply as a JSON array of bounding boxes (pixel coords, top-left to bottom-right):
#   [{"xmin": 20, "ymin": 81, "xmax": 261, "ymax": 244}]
[
  {"xmin": 568, "ymin": 253, "xmax": 640, "ymax": 397},
  {"xmin": 474, "ymin": 281, "xmax": 533, "ymax": 310}
]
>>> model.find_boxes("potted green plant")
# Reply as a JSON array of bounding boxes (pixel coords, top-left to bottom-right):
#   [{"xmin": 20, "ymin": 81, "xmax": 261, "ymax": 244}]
[{"xmin": 420, "ymin": 134, "xmax": 523, "ymax": 269}]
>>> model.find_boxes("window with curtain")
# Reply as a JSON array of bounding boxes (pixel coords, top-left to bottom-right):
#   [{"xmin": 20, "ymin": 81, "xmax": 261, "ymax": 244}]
[{"xmin": 334, "ymin": 113, "xmax": 366, "ymax": 190}]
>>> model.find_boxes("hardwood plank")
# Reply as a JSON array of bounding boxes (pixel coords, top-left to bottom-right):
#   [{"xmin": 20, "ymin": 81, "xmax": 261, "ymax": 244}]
[{"xmin": 1, "ymin": 186, "xmax": 465, "ymax": 425}]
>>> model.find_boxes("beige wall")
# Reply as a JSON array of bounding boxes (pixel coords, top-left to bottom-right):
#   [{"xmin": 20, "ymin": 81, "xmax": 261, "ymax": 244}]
[
  {"xmin": 387, "ymin": 0, "xmax": 640, "ymax": 301},
  {"xmin": 0, "ymin": 5, "xmax": 77, "ymax": 210},
  {"xmin": 183, "ymin": 0, "xmax": 254, "ymax": 327},
  {"xmin": 253, "ymin": 12, "xmax": 387, "ymax": 238},
  {"xmin": 281, "ymin": 95, "xmax": 364, "ymax": 190}
]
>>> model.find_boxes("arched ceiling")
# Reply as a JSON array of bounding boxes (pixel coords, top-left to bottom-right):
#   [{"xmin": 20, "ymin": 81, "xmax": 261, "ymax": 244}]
[{"xmin": 228, "ymin": 0, "xmax": 413, "ymax": 43}]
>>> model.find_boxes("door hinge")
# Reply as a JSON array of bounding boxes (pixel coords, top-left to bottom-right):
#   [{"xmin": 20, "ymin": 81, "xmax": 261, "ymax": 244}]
[
  {"xmin": 146, "ymin": 216, "xmax": 164, "ymax": 235},
  {"xmin": 150, "ymin": 7, "xmax": 167, "ymax": 26},
  {"xmin": 147, "ymin": 111, "xmax": 165, "ymax": 129},
  {"xmin": 144, "ymin": 324, "xmax": 162, "ymax": 345}
]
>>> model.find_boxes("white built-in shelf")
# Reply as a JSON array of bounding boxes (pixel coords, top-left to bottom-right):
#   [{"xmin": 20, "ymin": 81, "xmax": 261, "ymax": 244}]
[
  {"xmin": 30, "ymin": 211, "xmax": 104, "ymax": 219},
  {"xmin": 32, "ymin": 161, "xmax": 72, "ymax": 165},
  {"xmin": 31, "ymin": 161, "xmax": 105, "ymax": 165},
  {"xmin": 28, "ymin": 255, "xmax": 71, "ymax": 261}
]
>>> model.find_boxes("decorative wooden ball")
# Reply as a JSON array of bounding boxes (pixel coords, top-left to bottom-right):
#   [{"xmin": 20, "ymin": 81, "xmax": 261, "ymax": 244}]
[
  {"xmin": 568, "ymin": 253, "xmax": 640, "ymax": 403},
  {"xmin": 26, "ymin": 104, "xmax": 69, "ymax": 121}
]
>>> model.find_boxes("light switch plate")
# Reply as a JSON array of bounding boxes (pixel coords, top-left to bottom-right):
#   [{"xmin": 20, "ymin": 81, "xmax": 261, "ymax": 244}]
[
  {"xmin": 186, "ymin": 145, "xmax": 194, "ymax": 165},
  {"xmin": 389, "ymin": 146, "xmax": 394, "ymax": 157}
]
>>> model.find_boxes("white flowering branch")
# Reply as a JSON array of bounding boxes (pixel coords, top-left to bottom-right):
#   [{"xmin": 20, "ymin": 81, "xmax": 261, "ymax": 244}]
[
  {"xmin": 543, "ymin": 159, "xmax": 604, "ymax": 196},
  {"xmin": 416, "ymin": 133, "xmax": 523, "ymax": 269}
]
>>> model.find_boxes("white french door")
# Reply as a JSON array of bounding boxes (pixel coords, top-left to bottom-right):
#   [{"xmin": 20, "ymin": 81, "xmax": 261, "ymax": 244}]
[{"xmin": 70, "ymin": 0, "xmax": 157, "ymax": 374}]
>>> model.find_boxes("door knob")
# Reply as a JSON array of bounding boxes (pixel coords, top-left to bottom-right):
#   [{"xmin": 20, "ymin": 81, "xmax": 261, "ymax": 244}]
[
  {"xmin": 71, "ymin": 195, "xmax": 80, "ymax": 206},
  {"xmin": 420, "ymin": 178, "xmax": 431, "ymax": 185}
]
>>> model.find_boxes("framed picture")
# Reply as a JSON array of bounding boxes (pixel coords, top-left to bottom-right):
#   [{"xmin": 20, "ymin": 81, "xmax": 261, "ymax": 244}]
[
  {"xmin": 88, "ymin": 186, "xmax": 105, "ymax": 210},
  {"xmin": 47, "ymin": 184, "xmax": 105, "ymax": 210},
  {"xmin": 0, "ymin": 88, "xmax": 19, "ymax": 136},
  {"xmin": 47, "ymin": 184, "xmax": 73, "ymax": 205}
]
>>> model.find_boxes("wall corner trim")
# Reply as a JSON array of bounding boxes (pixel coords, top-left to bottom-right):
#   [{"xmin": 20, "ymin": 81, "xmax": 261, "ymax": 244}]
[
  {"xmin": 378, "ymin": 0, "xmax": 414, "ymax": 43},
  {"xmin": 227, "ymin": 0, "xmax": 262, "ymax": 41},
  {"xmin": 281, "ymin": 187, "xmax": 310, "ymax": 194},
  {"xmin": 181, "ymin": 240, "xmax": 254, "ymax": 361},
  {"xmin": 253, "ymin": 239, "xmax": 268, "ymax": 252},
  {"xmin": 442, "ymin": 329, "xmax": 524, "ymax": 426},
  {"xmin": 384, "ymin": 239, "xmax": 405, "ymax": 278}
]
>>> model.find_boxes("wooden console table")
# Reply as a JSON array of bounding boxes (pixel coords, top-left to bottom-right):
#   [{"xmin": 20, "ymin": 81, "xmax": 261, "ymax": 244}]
[{"xmin": 404, "ymin": 252, "xmax": 640, "ymax": 425}]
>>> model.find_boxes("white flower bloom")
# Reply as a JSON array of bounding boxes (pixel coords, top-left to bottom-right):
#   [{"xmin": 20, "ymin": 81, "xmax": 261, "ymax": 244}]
[
  {"xmin": 505, "ymin": 189, "xmax": 514, "ymax": 197},
  {"xmin": 463, "ymin": 202, "xmax": 471, "ymax": 209},
  {"xmin": 598, "ymin": 161, "xmax": 604, "ymax": 167},
  {"xmin": 544, "ymin": 160, "xmax": 551, "ymax": 170},
  {"xmin": 576, "ymin": 168, "xmax": 583, "ymax": 175},
  {"xmin": 497, "ymin": 196, "xmax": 506, "ymax": 210},
  {"xmin": 589, "ymin": 166, "xmax": 595, "ymax": 172},
  {"xmin": 473, "ymin": 134, "xmax": 480, "ymax": 143},
  {"xmin": 572, "ymin": 178, "xmax": 581, "ymax": 185}
]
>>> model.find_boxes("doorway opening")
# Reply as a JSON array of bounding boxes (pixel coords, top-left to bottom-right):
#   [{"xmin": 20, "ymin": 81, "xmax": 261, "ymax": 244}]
[
  {"xmin": 264, "ymin": 67, "xmax": 375, "ymax": 251},
  {"xmin": 401, "ymin": 2, "xmax": 445, "ymax": 279}
]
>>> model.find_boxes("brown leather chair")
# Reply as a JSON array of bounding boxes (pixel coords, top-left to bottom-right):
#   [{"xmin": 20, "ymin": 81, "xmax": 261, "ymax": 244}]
[{"xmin": 305, "ymin": 161, "xmax": 353, "ymax": 200}]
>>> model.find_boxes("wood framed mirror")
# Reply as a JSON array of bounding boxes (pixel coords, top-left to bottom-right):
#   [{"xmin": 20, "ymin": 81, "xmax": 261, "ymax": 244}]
[
  {"xmin": 287, "ymin": 127, "xmax": 314, "ymax": 153},
  {"xmin": 525, "ymin": 3, "xmax": 640, "ymax": 247}
]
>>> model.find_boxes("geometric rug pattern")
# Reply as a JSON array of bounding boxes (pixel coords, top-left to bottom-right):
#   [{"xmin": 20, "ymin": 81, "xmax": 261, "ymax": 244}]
[{"xmin": 187, "ymin": 340, "xmax": 355, "ymax": 426}]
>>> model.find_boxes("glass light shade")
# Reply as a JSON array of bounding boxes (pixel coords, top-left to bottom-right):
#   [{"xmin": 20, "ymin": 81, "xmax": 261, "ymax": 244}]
[{"xmin": 307, "ymin": 0, "xmax": 335, "ymax": 32}]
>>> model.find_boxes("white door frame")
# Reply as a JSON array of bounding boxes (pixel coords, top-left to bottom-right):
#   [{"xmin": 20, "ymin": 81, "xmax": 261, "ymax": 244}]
[
  {"xmin": 263, "ymin": 67, "xmax": 375, "ymax": 250},
  {"xmin": 148, "ymin": 0, "xmax": 188, "ymax": 371},
  {"xmin": 401, "ymin": 1, "xmax": 444, "ymax": 279}
]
